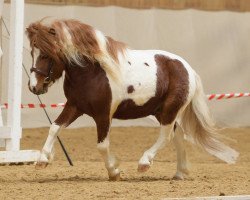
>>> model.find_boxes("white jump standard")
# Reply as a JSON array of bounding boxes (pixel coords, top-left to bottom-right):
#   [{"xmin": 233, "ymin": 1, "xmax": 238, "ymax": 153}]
[{"xmin": 0, "ymin": 0, "xmax": 40, "ymax": 164}]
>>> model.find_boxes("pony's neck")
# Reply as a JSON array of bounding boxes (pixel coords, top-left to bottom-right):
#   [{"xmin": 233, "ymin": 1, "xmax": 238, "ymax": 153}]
[
  {"xmin": 52, "ymin": 62, "xmax": 65, "ymax": 81},
  {"xmin": 64, "ymin": 57, "xmax": 98, "ymax": 80}
]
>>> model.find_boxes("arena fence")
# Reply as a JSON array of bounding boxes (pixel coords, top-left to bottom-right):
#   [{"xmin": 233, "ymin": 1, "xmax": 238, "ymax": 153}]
[{"xmin": 4, "ymin": 0, "xmax": 250, "ymax": 12}]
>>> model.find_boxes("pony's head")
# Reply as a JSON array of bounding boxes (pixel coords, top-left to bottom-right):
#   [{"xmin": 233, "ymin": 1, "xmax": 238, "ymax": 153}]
[{"xmin": 26, "ymin": 21, "xmax": 65, "ymax": 95}]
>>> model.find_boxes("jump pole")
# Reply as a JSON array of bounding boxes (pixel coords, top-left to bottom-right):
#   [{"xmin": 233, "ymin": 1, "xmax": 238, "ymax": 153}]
[{"xmin": 0, "ymin": 0, "xmax": 40, "ymax": 163}]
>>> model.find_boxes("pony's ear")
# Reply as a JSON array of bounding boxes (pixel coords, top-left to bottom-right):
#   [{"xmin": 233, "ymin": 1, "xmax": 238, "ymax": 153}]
[
  {"xmin": 26, "ymin": 23, "xmax": 39, "ymax": 36},
  {"xmin": 25, "ymin": 27, "xmax": 29, "ymax": 35},
  {"xmin": 48, "ymin": 28, "xmax": 56, "ymax": 35},
  {"xmin": 25, "ymin": 26, "xmax": 32, "ymax": 34}
]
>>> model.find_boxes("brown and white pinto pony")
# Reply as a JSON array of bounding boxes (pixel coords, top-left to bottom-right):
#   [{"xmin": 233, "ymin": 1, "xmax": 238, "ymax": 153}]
[{"xmin": 26, "ymin": 19, "xmax": 238, "ymax": 181}]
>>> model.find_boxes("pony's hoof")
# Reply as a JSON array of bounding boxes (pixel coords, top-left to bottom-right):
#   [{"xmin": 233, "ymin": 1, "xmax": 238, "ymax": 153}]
[
  {"xmin": 109, "ymin": 173, "xmax": 121, "ymax": 181},
  {"xmin": 181, "ymin": 168, "xmax": 190, "ymax": 175},
  {"xmin": 137, "ymin": 164, "xmax": 150, "ymax": 172},
  {"xmin": 35, "ymin": 162, "xmax": 48, "ymax": 170},
  {"xmin": 172, "ymin": 174, "xmax": 184, "ymax": 180}
]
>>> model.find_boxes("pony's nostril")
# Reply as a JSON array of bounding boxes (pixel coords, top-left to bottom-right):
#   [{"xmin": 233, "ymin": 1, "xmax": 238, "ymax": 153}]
[{"xmin": 32, "ymin": 87, "xmax": 37, "ymax": 93}]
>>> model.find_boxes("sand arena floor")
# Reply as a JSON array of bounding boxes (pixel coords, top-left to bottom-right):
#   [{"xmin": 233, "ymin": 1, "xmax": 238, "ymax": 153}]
[{"xmin": 0, "ymin": 127, "xmax": 249, "ymax": 199}]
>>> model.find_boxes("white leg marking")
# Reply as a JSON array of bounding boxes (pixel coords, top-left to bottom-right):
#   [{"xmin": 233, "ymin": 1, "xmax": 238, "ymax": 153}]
[
  {"xmin": 38, "ymin": 123, "xmax": 62, "ymax": 163},
  {"xmin": 173, "ymin": 124, "xmax": 189, "ymax": 180},
  {"xmin": 97, "ymin": 137, "xmax": 120, "ymax": 179},
  {"xmin": 138, "ymin": 124, "xmax": 174, "ymax": 172}
]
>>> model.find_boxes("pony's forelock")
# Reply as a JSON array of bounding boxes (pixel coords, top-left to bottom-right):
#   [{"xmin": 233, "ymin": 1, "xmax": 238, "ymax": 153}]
[{"xmin": 26, "ymin": 21, "xmax": 63, "ymax": 64}]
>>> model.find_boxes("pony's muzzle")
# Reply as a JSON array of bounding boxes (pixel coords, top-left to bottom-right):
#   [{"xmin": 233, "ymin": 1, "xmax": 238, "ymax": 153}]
[
  {"xmin": 29, "ymin": 85, "xmax": 39, "ymax": 95},
  {"xmin": 28, "ymin": 80, "xmax": 35, "ymax": 93},
  {"xmin": 28, "ymin": 80, "xmax": 47, "ymax": 95},
  {"xmin": 31, "ymin": 86, "xmax": 37, "ymax": 94}
]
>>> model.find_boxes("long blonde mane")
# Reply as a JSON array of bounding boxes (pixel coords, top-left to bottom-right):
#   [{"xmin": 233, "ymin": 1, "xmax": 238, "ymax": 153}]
[{"xmin": 26, "ymin": 19, "xmax": 127, "ymax": 82}]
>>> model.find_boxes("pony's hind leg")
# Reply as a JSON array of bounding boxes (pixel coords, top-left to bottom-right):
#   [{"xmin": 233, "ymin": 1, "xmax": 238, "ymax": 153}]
[
  {"xmin": 138, "ymin": 123, "xmax": 174, "ymax": 172},
  {"xmin": 173, "ymin": 123, "xmax": 189, "ymax": 180},
  {"xmin": 138, "ymin": 89, "xmax": 187, "ymax": 173},
  {"xmin": 95, "ymin": 118, "xmax": 120, "ymax": 181}
]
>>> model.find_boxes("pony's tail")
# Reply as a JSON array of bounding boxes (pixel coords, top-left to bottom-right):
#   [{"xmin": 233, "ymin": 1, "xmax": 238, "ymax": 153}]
[{"xmin": 181, "ymin": 73, "xmax": 239, "ymax": 164}]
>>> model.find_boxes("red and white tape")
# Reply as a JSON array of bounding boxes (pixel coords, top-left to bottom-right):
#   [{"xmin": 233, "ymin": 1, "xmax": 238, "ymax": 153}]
[
  {"xmin": 0, "ymin": 93, "xmax": 249, "ymax": 109},
  {"xmin": 207, "ymin": 92, "xmax": 250, "ymax": 100},
  {"xmin": 0, "ymin": 103, "xmax": 65, "ymax": 109}
]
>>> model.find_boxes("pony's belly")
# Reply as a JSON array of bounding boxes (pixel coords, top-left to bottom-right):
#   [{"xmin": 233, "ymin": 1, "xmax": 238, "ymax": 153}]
[{"xmin": 113, "ymin": 97, "xmax": 163, "ymax": 119}]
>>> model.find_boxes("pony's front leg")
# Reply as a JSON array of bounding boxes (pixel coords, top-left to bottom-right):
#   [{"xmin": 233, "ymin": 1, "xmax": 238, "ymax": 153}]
[
  {"xmin": 95, "ymin": 119, "xmax": 120, "ymax": 181},
  {"xmin": 36, "ymin": 103, "xmax": 81, "ymax": 169},
  {"xmin": 35, "ymin": 123, "xmax": 62, "ymax": 169}
]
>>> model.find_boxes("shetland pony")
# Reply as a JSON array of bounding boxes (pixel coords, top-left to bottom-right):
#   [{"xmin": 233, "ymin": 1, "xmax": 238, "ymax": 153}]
[{"xmin": 26, "ymin": 19, "xmax": 238, "ymax": 180}]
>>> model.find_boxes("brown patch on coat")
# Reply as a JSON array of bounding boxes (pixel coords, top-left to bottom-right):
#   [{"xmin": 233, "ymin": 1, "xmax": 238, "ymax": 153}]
[
  {"xmin": 128, "ymin": 61, "xmax": 131, "ymax": 65},
  {"xmin": 54, "ymin": 102, "xmax": 82, "ymax": 127},
  {"xmin": 154, "ymin": 54, "xmax": 189, "ymax": 125},
  {"xmin": 127, "ymin": 85, "xmax": 135, "ymax": 94},
  {"xmin": 62, "ymin": 59, "xmax": 112, "ymax": 143},
  {"xmin": 144, "ymin": 62, "xmax": 149, "ymax": 66}
]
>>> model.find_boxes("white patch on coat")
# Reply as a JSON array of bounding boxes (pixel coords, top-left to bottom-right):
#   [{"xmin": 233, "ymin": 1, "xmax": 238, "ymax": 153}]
[{"xmin": 122, "ymin": 50, "xmax": 158, "ymax": 106}]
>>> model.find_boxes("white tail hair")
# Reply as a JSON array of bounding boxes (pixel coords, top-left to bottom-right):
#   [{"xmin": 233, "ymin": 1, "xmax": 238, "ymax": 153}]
[{"xmin": 181, "ymin": 74, "xmax": 239, "ymax": 164}]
